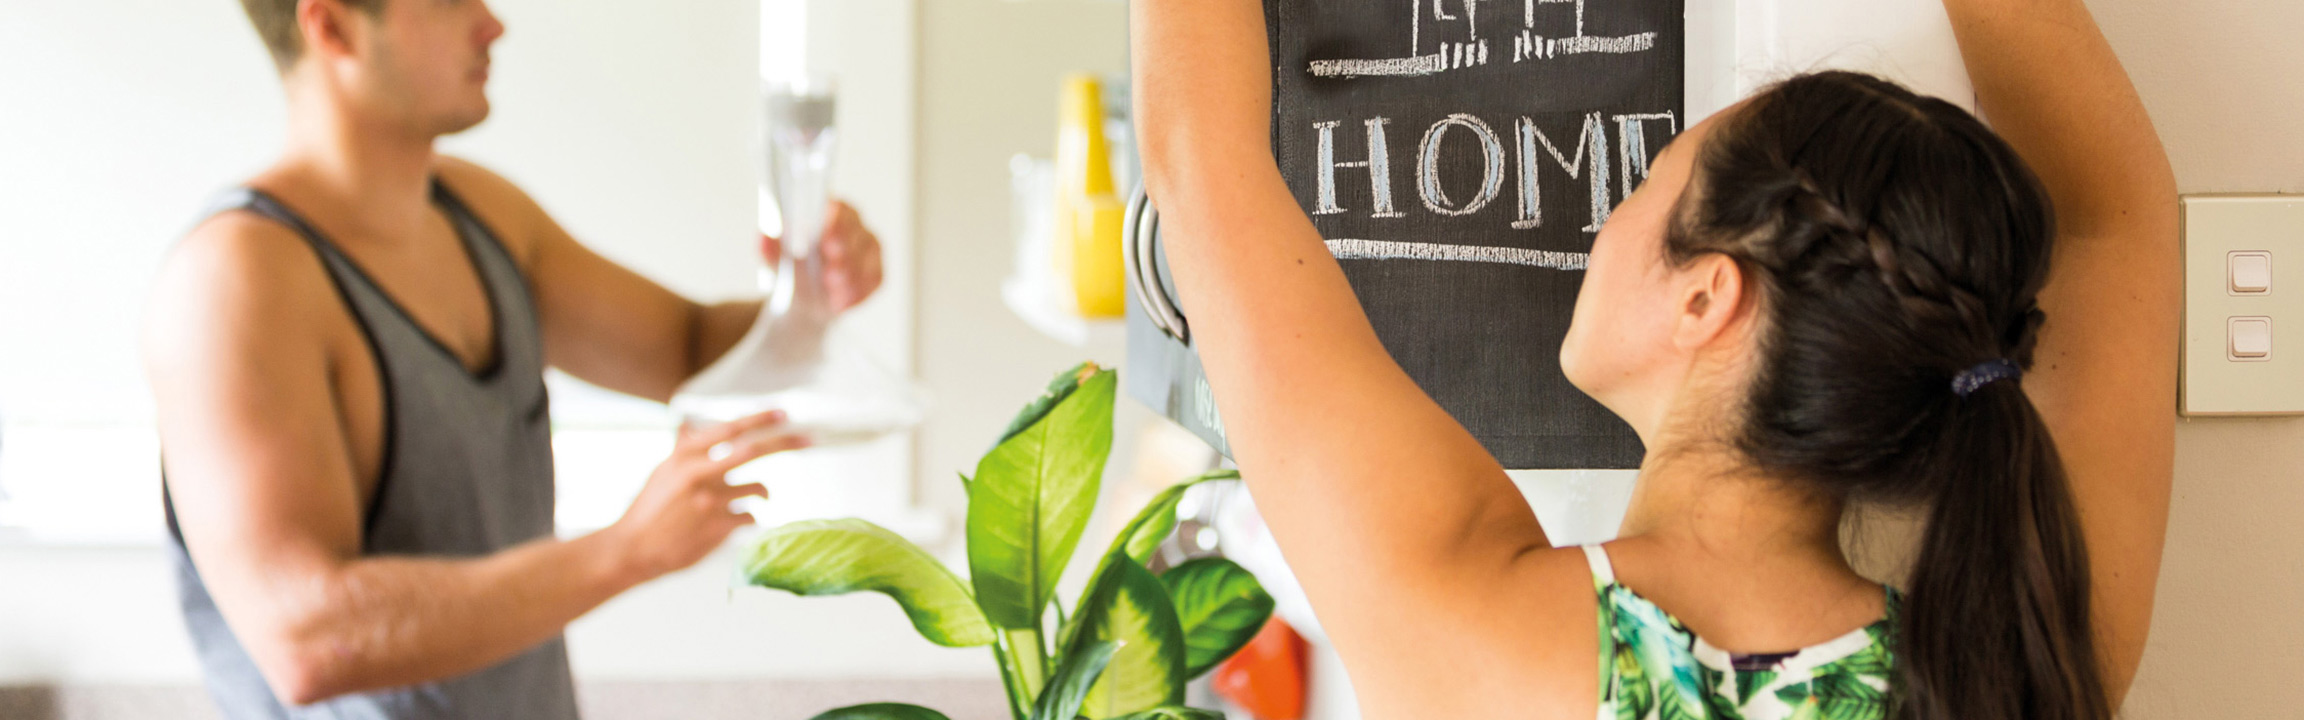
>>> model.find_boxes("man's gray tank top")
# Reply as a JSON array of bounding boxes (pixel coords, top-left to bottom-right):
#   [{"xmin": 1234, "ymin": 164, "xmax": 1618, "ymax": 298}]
[{"xmin": 163, "ymin": 182, "xmax": 578, "ymax": 720}]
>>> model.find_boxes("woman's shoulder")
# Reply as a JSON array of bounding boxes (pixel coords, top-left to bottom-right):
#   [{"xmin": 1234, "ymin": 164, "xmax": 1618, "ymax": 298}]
[{"xmin": 1449, "ymin": 544, "xmax": 1611, "ymax": 718}]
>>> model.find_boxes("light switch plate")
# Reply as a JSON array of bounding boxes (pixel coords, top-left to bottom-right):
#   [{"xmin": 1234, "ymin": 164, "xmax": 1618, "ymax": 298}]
[{"xmin": 2182, "ymin": 195, "xmax": 2304, "ymax": 416}]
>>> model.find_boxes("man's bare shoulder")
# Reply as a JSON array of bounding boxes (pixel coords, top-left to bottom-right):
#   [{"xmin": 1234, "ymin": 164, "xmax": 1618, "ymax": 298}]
[
  {"xmin": 434, "ymin": 155, "xmax": 551, "ymax": 265},
  {"xmin": 145, "ymin": 210, "xmax": 344, "ymax": 368}
]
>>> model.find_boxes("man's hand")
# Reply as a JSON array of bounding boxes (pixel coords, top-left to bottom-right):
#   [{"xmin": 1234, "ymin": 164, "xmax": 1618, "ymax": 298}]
[
  {"xmin": 761, "ymin": 200, "xmax": 884, "ymax": 313},
  {"xmin": 604, "ymin": 409, "xmax": 810, "ymax": 580}
]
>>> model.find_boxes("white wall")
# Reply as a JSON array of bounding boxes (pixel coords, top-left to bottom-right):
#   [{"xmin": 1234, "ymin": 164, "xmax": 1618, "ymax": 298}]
[
  {"xmin": 2095, "ymin": 0, "xmax": 2304, "ymax": 715},
  {"xmin": 0, "ymin": 0, "xmax": 984, "ymax": 686}
]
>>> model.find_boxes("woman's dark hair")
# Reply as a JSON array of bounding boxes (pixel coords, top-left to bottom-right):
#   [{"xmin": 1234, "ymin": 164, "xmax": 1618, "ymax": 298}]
[{"xmin": 1663, "ymin": 71, "xmax": 2107, "ymax": 720}]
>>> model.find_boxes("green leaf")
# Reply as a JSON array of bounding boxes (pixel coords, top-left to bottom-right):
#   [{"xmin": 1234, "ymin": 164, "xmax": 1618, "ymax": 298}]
[
  {"xmin": 1117, "ymin": 470, "xmax": 1240, "ymax": 566},
  {"xmin": 1809, "ymin": 672, "xmax": 1888, "ymax": 720},
  {"xmin": 1107, "ymin": 707, "xmax": 1227, "ymax": 720},
  {"xmin": 1657, "ymin": 688, "xmax": 1706, "ymax": 720},
  {"xmin": 1068, "ymin": 558, "xmax": 1187, "ymax": 718},
  {"xmin": 968, "ymin": 366, "xmax": 1118, "ymax": 630},
  {"xmin": 1159, "ymin": 557, "xmax": 1274, "ymax": 679},
  {"xmin": 995, "ymin": 361, "xmax": 1100, "ymax": 445},
  {"xmin": 809, "ymin": 703, "xmax": 954, "ymax": 720},
  {"xmin": 1062, "ymin": 470, "xmax": 1241, "ymax": 651},
  {"xmin": 742, "ymin": 519, "xmax": 995, "ymax": 648},
  {"xmin": 1032, "ymin": 640, "xmax": 1118, "ymax": 720},
  {"xmin": 1733, "ymin": 669, "xmax": 1778, "ymax": 708},
  {"xmin": 1003, "ymin": 627, "xmax": 1051, "ymax": 702},
  {"xmin": 1612, "ymin": 645, "xmax": 1652, "ymax": 718}
]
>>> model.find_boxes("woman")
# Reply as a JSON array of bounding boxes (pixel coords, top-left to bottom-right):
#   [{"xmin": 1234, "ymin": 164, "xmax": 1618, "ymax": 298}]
[{"xmin": 1131, "ymin": 0, "xmax": 2175, "ymax": 718}]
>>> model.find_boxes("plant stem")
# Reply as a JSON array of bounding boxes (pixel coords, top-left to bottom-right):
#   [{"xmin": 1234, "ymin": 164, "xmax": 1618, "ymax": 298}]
[
  {"xmin": 1006, "ymin": 627, "xmax": 1050, "ymax": 703},
  {"xmin": 990, "ymin": 635, "xmax": 1030, "ymax": 720}
]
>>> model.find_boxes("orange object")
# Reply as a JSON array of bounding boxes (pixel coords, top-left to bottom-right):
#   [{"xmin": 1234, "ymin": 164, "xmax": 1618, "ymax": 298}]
[{"xmin": 1213, "ymin": 616, "xmax": 1308, "ymax": 720}]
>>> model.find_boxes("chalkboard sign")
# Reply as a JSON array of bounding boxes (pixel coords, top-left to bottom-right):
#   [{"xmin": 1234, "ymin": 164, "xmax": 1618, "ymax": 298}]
[{"xmin": 1127, "ymin": 0, "xmax": 1683, "ymax": 469}]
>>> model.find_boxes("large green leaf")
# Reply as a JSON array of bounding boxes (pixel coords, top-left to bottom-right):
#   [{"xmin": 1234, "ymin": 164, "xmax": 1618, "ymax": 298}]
[
  {"xmin": 1115, "ymin": 470, "xmax": 1240, "ymax": 567},
  {"xmin": 995, "ymin": 360, "xmax": 1100, "ymax": 445},
  {"xmin": 810, "ymin": 704, "xmax": 954, "ymax": 720},
  {"xmin": 1032, "ymin": 640, "xmax": 1117, "ymax": 720},
  {"xmin": 1158, "ymin": 557, "xmax": 1274, "ymax": 679},
  {"xmin": 1062, "ymin": 470, "xmax": 1241, "ymax": 651},
  {"xmin": 742, "ymin": 519, "xmax": 995, "ymax": 648},
  {"xmin": 968, "ymin": 366, "xmax": 1118, "ymax": 630},
  {"xmin": 1107, "ymin": 708, "xmax": 1226, "ymax": 720},
  {"xmin": 1068, "ymin": 558, "xmax": 1187, "ymax": 718}
]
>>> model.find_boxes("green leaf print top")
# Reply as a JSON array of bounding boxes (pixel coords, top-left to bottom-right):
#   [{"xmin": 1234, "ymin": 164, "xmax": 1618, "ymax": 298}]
[{"xmin": 1581, "ymin": 545, "xmax": 1900, "ymax": 720}]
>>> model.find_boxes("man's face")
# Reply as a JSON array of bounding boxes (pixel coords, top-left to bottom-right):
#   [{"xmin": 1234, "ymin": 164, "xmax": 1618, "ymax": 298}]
[{"xmin": 339, "ymin": 0, "xmax": 505, "ymax": 136}]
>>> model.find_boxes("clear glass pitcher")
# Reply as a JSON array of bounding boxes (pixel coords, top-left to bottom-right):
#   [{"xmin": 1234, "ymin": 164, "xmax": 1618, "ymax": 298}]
[{"xmin": 669, "ymin": 78, "xmax": 927, "ymax": 446}]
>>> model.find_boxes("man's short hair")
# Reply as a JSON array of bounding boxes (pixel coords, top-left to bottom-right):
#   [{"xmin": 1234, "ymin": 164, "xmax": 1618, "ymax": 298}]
[{"xmin": 241, "ymin": 0, "xmax": 383, "ymax": 72}]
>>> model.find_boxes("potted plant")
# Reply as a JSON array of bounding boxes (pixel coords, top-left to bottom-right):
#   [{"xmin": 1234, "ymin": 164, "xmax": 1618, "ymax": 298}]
[{"xmin": 742, "ymin": 363, "xmax": 1273, "ymax": 720}]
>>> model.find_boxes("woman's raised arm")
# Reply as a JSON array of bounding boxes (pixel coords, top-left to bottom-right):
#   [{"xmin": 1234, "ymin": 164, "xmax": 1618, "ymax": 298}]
[
  {"xmin": 1941, "ymin": 0, "xmax": 2180, "ymax": 702},
  {"xmin": 1130, "ymin": 0, "xmax": 1561, "ymax": 711}
]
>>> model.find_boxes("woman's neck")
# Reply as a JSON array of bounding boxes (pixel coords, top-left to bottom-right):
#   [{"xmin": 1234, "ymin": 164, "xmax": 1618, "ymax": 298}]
[
  {"xmin": 1606, "ymin": 436, "xmax": 1890, "ymax": 652},
  {"xmin": 1614, "ymin": 343, "xmax": 1848, "ymax": 567},
  {"xmin": 1617, "ymin": 444, "xmax": 1844, "ymax": 559}
]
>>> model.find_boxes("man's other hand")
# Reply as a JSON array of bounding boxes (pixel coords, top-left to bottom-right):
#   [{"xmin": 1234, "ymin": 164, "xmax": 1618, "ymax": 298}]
[
  {"xmin": 760, "ymin": 200, "xmax": 885, "ymax": 313},
  {"xmin": 604, "ymin": 409, "xmax": 809, "ymax": 580}
]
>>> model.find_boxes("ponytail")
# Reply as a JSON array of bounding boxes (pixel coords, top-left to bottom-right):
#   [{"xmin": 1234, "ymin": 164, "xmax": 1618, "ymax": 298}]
[{"xmin": 1897, "ymin": 382, "xmax": 2107, "ymax": 720}]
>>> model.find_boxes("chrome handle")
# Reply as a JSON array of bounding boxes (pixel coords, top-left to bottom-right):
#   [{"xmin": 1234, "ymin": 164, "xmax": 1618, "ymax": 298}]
[{"xmin": 1124, "ymin": 188, "xmax": 1189, "ymax": 343}]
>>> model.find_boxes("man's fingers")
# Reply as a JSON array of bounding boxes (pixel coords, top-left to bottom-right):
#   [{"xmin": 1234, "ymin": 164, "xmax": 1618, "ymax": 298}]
[
  {"xmin": 760, "ymin": 233, "xmax": 785, "ymax": 267},
  {"xmin": 860, "ymin": 240, "xmax": 884, "ymax": 292},
  {"xmin": 718, "ymin": 510, "xmax": 759, "ymax": 532},
  {"xmin": 821, "ymin": 225, "xmax": 848, "ymax": 261},
  {"xmin": 819, "ymin": 201, "xmax": 880, "ymax": 311},
  {"xmin": 678, "ymin": 409, "xmax": 789, "ymax": 454},
  {"xmin": 702, "ymin": 430, "xmax": 813, "ymax": 474},
  {"xmin": 720, "ymin": 482, "xmax": 769, "ymax": 502}
]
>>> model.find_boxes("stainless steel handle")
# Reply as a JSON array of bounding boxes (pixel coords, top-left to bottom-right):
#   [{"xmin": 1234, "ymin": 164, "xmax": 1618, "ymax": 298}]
[{"xmin": 1124, "ymin": 188, "xmax": 1190, "ymax": 343}]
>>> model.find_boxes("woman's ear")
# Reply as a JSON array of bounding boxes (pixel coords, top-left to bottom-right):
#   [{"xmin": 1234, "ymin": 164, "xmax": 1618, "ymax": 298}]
[{"xmin": 1671, "ymin": 253, "xmax": 1748, "ymax": 351}]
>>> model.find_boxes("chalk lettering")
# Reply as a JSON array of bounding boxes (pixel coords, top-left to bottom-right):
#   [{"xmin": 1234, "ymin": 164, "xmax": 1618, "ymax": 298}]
[
  {"xmin": 1314, "ymin": 118, "xmax": 1405, "ymax": 218},
  {"xmin": 1513, "ymin": 112, "xmax": 1612, "ymax": 232},
  {"xmin": 1613, "ymin": 112, "xmax": 1677, "ymax": 199},
  {"xmin": 1418, "ymin": 114, "xmax": 1508, "ymax": 217}
]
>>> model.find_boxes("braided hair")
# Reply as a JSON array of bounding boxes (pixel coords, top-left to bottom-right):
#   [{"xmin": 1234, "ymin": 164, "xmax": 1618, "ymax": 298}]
[{"xmin": 1664, "ymin": 71, "xmax": 2108, "ymax": 720}]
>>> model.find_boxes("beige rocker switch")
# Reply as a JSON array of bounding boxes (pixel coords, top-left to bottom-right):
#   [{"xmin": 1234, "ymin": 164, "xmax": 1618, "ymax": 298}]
[
  {"xmin": 2231, "ymin": 252, "xmax": 2272, "ymax": 295},
  {"xmin": 2230, "ymin": 317, "xmax": 2272, "ymax": 361},
  {"xmin": 2183, "ymin": 195, "xmax": 2304, "ymax": 416}
]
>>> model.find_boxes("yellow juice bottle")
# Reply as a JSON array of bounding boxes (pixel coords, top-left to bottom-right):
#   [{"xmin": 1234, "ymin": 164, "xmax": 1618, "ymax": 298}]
[{"xmin": 1055, "ymin": 73, "xmax": 1126, "ymax": 318}]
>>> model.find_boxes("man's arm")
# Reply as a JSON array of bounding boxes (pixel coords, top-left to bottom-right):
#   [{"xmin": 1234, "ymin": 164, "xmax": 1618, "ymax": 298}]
[
  {"xmin": 433, "ymin": 159, "xmax": 882, "ymax": 402},
  {"xmin": 1941, "ymin": 0, "xmax": 2179, "ymax": 703},
  {"xmin": 144, "ymin": 216, "xmax": 802, "ymax": 705}
]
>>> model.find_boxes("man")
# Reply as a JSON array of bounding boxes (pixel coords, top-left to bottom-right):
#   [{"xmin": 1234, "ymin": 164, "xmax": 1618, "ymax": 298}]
[{"xmin": 142, "ymin": 0, "xmax": 883, "ymax": 716}]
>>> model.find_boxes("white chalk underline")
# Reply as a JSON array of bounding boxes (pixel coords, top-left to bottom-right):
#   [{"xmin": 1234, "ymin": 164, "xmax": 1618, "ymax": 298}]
[
  {"xmin": 1308, "ymin": 54, "xmax": 1446, "ymax": 78},
  {"xmin": 1324, "ymin": 239, "xmax": 1589, "ymax": 270}
]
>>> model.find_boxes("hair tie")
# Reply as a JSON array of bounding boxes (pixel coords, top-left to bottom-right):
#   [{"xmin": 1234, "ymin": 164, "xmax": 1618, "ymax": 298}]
[{"xmin": 1952, "ymin": 358, "xmax": 2022, "ymax": 397}]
